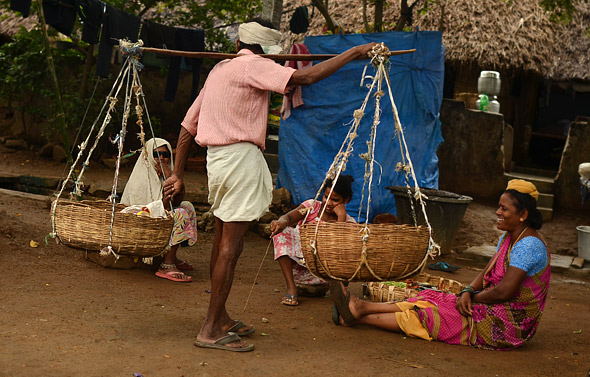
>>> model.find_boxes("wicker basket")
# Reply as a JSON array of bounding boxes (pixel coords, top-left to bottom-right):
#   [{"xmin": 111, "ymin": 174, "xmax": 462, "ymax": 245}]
[
  {"xmin": 299, "ymin": 222, "xmax": 430, "ymax": 281},
  {"xmin": 365, "ymin": 273, "xmax": 465, "ymax": 303},
  {"xmin": 52, "ymin": 199, "xmax": 174, "ymax": 257}
]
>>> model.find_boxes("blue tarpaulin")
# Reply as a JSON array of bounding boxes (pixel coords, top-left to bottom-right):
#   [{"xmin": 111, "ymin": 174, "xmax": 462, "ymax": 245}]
[{"xmin": 276, "ymin": 31, "xmax": 445, "ymax": 222}]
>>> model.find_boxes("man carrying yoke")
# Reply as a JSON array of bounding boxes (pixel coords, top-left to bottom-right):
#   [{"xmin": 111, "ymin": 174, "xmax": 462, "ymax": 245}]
[{"xmin": 164, "ymin": 18, "xmax": 376, "ymax": 352}]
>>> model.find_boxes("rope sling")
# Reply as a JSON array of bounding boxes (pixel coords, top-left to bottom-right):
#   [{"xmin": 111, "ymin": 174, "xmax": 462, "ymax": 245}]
[
  {"xmin": 298, "ymin": 43, "xmax": 441, "ymax": 282},
  {"xmin": 49, "ymin": 40, "xmax": 174, "ymax": 260}
]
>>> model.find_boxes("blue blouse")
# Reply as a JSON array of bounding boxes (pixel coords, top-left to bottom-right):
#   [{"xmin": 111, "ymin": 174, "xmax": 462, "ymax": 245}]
[{"xmin": 496, "ymin": 236, "xmax": 549, "ymax": 276}]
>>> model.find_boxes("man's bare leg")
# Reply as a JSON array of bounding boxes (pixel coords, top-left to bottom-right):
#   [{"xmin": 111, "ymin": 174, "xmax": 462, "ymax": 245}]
[
  {"xmin": 197, "ymin": 218, "xmax": 251, "ymax": 349},
  {"xmin": 209, "ymin": 218, "xmax": 253, "ymax": 335}
]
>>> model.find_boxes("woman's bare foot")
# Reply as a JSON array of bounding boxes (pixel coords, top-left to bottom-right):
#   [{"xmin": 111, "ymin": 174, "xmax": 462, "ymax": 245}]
[
  {"xmin": 348, "ymin": 294, "xmax": 362, "ymax": 319},
  {"xmin": 155, "ymin": 263, "xmax": 192, "ymax": 282}
]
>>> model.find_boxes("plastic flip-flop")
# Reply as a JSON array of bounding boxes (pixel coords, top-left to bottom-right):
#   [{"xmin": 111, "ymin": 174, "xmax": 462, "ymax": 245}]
[
  {"xmin": 332, "ymin": 303, "xmax": 341, "ymax": 326},
  {"xmin": 155, "ymin": 270, "xmax": 192, "ymax": 282},
  {"xmin": 281, "ymin": 294, "xmax": 299, "ymax": 306},
  {"xmin": 330, "ymin": 281, "xmax": 355, "ymax": 325},
  {"xmin": 427, "ymin": 261, "xmax": 461, "ymax": 272},
  {"xmin": 194, "ymin": 332, "xmax": 254, "ymax": 352},
  {"xmin": 227, "ymin": 320, "xmax": 255, "ymax": 336}
]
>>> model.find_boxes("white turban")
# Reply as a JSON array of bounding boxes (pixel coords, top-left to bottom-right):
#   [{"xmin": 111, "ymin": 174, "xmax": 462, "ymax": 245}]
[{"xmin": 238, "ymin": 22, "xmax": 282, "ymax": 54}]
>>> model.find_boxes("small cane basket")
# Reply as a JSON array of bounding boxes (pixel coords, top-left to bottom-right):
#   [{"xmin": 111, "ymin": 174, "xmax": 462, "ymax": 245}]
[
  {"xmin": 365, "ymin": 273, "xmax": 465, "ymax": 303},
  {"xmin": 299, "ymin": 222, "xmax": 431, "ymax": 282},
  {"xmin": 52, "ymin": 199, "xmax": 174, "ymax": 257}
]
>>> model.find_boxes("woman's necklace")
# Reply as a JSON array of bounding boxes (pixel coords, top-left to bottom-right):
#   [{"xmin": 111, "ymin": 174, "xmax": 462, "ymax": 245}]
[
  {"xmin": 483, "ymin": 226, "xmax": 529, "ymax": 286},
  {"xmin": 509, "ymin": 226, "xmax": 529, "ymax": 249}
]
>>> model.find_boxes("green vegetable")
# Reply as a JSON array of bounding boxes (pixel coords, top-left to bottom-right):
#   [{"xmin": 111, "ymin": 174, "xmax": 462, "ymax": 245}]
[{"xmin": 382, "ymin": 281, "xmax": 407, "ymax": 289}]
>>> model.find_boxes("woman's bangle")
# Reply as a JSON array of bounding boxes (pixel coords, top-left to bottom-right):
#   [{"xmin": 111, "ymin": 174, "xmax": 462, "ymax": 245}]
[{"xmin": 459, "ymin": 285, "xmax": 474, "ymax": 296}]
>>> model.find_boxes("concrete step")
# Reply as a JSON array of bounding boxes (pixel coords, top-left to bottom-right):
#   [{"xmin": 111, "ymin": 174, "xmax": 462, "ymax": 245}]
[
  {"xmin": 503, "ymin": 171, "xmax": 555, "ymax": 193},
  {"xmin": 537, "ymin": 193, "xmax": 554, "ymax": 209},
  {"xmin": 538, "ymin": 206, "xmax": 553, "ymax": 222},
  {"xmin": 511, "ymin": 166, "xmax": 557, "ymax": 179}
]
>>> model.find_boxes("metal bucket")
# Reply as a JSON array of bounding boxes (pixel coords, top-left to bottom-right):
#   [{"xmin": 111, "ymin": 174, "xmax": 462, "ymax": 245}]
[{"xmin": 577, "ymin": 225, "xmax": 590, "ymax": 261}]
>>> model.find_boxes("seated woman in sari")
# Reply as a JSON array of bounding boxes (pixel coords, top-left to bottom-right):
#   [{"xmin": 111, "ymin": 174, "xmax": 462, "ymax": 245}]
[
  {"xmin": 270, "ymin": 175, "xmax": 356, "ymax": 306},
  {"xmin": 121, "ymin": 138, "xmax": 198, "ymax": 283},
  {"xmin": 331, "ymin": 179, "xmax": 550, "ymax": 350}
]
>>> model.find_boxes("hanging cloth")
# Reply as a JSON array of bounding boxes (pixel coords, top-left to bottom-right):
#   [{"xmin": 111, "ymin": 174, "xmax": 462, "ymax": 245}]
[
  {"xmin": 10, "ymin": 0, "xmax": 32, "ymax": 17},
  {"xmin": 120, "ymin": 138, "xmax": 174, "ymax": 206},
  {"xmin": 281, "ymin": 43, "xmax": 312, "ymax": 120},
  {"xmin": 140, "ymin": 20, "xmax": 176, "ymax": 50},
  {"xmin": 43, "ymin": 0, "xmax": 78, "ymax": 36},
  {"xmin": 140, "ymin": 20, "xmax": 176, "ymax": 66},
  {"xmin": 96, "ymin": 4, "xmax": 140, "ymax": 78},
  {"xmin": 289, "ymin": 6, "xmax": 309, "ymax": 34},
  {"xmin": 163, "ymin": 27, "xmax": 205, "ymax": 102},
  {"xmin": 78, "ymin": 0, "xmax": 104, "ymax": 44}
]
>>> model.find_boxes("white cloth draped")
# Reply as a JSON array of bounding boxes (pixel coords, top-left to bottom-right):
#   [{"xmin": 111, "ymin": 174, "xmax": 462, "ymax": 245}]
[
  {"xmin": 121, "ymin": 138, "xmax": 173, "ymax": 206},
  {"xmin": 238, "ymin": 22, "xmax": 282, "ymax": 54},
  {"xmin": 206, "ymin": 142, "xmax": 272, "ymax": 222}
]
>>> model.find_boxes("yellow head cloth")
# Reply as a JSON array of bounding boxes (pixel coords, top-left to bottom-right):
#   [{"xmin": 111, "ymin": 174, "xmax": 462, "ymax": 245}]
[{"xmin": 506, "ymin": 179, "xmax": 539, "ymax": 201}]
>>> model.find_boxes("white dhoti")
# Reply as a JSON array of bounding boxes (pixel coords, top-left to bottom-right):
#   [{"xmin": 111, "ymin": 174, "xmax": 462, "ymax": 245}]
[{"xmin": 206, "ymin": 142, "xmax": 272, "ymax": 222}]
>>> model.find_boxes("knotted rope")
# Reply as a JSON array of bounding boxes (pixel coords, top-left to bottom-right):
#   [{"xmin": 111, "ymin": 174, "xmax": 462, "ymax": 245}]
[
  {"xmin": 303, "ymin": 42, "xmax": 440, "ymax": 282},
  {"xmin": 50, "ymin": 39, "xmax": 174, "ymax": 261}
]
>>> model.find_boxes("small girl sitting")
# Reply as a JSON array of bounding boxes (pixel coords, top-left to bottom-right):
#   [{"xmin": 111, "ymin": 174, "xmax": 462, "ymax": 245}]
[{"xmin": 270, "ymin": 175, "xmax": 356, "ymax": 306}]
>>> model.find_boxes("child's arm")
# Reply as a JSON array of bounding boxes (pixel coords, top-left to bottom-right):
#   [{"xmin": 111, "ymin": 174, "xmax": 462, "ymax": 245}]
[
  {"xmin": 270, "ymin": 204, "xmax": 307, "ymax": 236},
  {"xmin": 333, "ymin": 203, "xmax": 348, "ymax": 222}
]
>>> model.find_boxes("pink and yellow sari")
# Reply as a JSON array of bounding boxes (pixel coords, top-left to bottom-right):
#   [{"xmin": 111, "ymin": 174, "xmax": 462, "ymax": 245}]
[{"xmin": 407, "ymin": 234, "xmax": 551, "ymax": 349}]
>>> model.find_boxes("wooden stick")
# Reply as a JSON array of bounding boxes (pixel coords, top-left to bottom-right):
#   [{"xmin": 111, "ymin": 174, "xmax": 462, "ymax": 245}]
[{"xmin": 139, "ymin": 47, "xmax": 416, "ymax": 61}]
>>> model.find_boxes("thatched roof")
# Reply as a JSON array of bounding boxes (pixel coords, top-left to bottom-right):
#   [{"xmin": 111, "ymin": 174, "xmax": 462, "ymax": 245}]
[
  {"xmin": 549, "ymin": 3, "xmax": 590, "ymax": 81},
  {"xmin": 280, "ymin": 0, "xmax": 590, "ymax": 81},
  {"xmin": 0, "ymin": 9, "xmax": 37, "ymax": 37}
]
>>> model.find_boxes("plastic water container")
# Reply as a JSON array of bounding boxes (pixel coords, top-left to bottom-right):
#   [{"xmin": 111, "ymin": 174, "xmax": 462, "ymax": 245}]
[
  {"xmin": 577, "ymin": 226, "xmax": 590, "ymax": 261},
  {"xmin": 475, "ymin": 95, "xmax": 500, "ymax": 113}
]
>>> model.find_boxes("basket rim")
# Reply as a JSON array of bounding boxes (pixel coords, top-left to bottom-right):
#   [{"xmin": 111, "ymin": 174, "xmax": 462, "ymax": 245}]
[{"xmin": 53, "ymin": 198, "xmax": 174, "ymax": 220}]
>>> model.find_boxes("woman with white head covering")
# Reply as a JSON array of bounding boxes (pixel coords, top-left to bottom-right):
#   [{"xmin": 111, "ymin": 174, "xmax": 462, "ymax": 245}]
[{"xmin": 122, "ymin": 138, "xmax": 198, "ymax": 282}]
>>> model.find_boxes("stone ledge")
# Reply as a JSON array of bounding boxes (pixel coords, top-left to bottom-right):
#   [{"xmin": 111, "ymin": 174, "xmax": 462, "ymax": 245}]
[{"xmin": 462, "ymin": 244, "xmax": 590, "ymax": 279}]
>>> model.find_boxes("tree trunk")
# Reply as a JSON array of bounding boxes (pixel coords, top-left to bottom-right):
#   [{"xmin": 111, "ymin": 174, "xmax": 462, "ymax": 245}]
[
  {"xmin": 35, "ymin": 0, "xmax": 73, "ymax": 165},
  {"xmin": 362, "ymin": 0, "xmax": 370, "ymax": 32},
  {"xmin": 374, "ymin": 0, "xmax": 384, "ymax": 32},
  {"xmin": 312, "ymin": 0, "xmax": 336, "ymax": 33},
  {"xmin": 261, "ymin": 0, "xmax": 284, "ymax": 28},
  {"xmin": 439, "ymin": 1, "xmax": 446, "ymax": 32},
  {"xmin": 395, "ymin": 0, "xmax": 410, "ymax": 31},
  {"xmin": 80, "ymin": 44, "xmax": 94, "ymax": 99}
]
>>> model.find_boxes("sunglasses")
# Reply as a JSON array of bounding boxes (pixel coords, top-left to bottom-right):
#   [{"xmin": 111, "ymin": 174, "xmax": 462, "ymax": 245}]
[{"xmin": 153, "ymin": 151, "xmax": 171, "ymax": 159}]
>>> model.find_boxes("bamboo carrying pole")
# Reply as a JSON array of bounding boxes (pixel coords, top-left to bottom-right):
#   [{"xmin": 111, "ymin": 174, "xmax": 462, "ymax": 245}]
[{"xmin": 139, "ymin": 47, "xmax": 416, "ymax": 61}]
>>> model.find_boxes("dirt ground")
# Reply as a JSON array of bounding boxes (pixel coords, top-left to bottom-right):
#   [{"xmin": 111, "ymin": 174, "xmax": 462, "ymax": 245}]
[{"xmin": 1, "ymin": 146, "xmax": 590, "ymax": 376}]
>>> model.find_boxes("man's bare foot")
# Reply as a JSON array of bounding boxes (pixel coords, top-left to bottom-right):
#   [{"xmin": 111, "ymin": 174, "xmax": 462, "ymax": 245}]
[
  {"xmin": 222, "ymin": 320, "xmax": 255, "ymax": 336},
  {"xmin": 194, "ymin": 333, "xmax": 254, "ymax": 352}
]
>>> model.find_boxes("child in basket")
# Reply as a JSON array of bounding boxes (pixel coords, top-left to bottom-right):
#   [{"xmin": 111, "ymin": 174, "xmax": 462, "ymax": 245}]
[{"xmin": 270, "ymin": 175, "xmax": 356, "ymax": 306}]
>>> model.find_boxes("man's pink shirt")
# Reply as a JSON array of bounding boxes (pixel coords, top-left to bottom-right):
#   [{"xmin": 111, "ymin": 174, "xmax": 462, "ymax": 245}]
[{"xmin": 181, "ymin": 50, "xmax": 296, "ymax": 150}]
